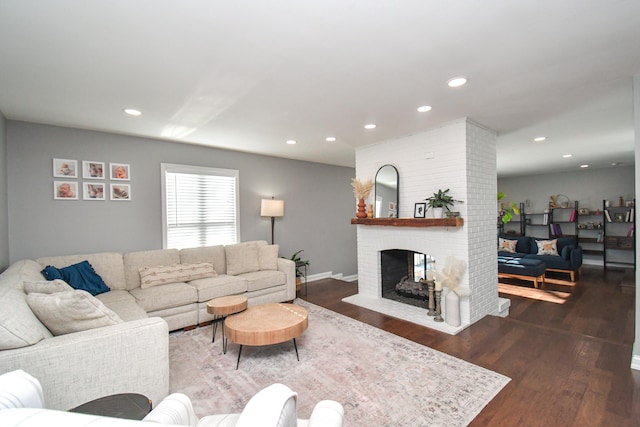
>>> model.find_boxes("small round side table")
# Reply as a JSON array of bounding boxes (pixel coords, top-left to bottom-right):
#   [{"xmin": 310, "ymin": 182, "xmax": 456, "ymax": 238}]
[{"xmin": 206, "ymin": 295, "xmax": 248, "ymax": 353}]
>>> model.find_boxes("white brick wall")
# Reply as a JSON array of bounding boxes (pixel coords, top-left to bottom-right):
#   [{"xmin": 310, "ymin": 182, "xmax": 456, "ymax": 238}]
[{"xmin": 351, "ymin": 119, "xmax": 497, "ymax": 332}]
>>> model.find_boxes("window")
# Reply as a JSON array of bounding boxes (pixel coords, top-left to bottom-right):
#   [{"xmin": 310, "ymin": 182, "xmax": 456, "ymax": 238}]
[{"xmin": 162, "ymin": 163, "xmax": 239, "ymax": 249}]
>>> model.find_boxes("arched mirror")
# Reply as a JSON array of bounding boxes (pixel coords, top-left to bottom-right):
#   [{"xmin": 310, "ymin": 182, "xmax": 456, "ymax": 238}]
[{"xmin": 374, "ymin": 164, "xmax": 399, "ymax": 218}]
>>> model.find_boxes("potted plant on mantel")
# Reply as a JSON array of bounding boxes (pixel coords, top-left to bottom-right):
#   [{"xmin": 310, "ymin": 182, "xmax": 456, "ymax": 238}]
[{"xmin": 425, "ymin": 189, "xmax": 463, "ymax": 218}]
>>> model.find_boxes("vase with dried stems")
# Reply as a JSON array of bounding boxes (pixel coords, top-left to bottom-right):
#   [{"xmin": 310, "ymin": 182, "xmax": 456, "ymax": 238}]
[{"xmin": 351, "ymin": 178, "xmax": 374, "ymax": 219}]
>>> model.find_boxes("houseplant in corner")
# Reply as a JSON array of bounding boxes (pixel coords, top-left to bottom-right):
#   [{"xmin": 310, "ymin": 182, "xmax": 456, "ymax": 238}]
[
  {"xmin": 425, "ymin": 189, "xmax": 463, "ymax": 218},
  {"xmin": 497, "ymin": 192, "xmax": 520, "ymax": 224},
  {"xmin": 286, "ymin": 250, "xmax": 310, "ymax": 293}
]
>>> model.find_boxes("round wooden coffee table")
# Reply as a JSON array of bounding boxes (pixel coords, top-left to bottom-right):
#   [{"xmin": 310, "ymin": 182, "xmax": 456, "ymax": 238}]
[
  {"xmin": 225, "ymin": 303, "xmax": 308, "ymax": 369},
  {"xmin": 207, "ymin": 295, "xmax": 248, "ymax": 353}
]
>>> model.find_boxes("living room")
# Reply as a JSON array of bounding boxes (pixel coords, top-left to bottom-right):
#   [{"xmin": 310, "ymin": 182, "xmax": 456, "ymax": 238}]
[{"xmin": 1, "ymin": 2, "xmax": 639, "ymax": 425}]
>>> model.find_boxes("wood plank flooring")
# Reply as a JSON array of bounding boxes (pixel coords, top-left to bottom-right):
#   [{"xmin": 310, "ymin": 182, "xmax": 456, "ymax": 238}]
[{"xmin": 300, "ymin": 266, "xmax": 640, "ymax": 426}]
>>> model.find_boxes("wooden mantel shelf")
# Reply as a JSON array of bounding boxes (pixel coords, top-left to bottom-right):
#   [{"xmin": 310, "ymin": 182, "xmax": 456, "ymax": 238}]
[{"xmin": 350, "ymin": 217, "xmax": 464, "ymax": 227}]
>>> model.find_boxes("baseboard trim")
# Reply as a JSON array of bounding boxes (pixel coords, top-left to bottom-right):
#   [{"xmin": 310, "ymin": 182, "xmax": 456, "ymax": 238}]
[
  {"xmin": 631, "ymin": 354, "xmax": 640, "ymax": 371},
  {"xmin": 307, "ymin": 271, "xmax": 358, "ymax": 283}
]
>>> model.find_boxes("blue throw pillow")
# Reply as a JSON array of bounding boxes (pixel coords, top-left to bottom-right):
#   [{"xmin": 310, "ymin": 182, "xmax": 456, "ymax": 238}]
[{"xmin": 41, "ymin": 261, "xmax": 110, "ymax": 296}]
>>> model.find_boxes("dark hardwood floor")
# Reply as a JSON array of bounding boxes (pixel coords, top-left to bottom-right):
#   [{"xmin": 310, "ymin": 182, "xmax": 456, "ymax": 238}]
[{"xmin": 300, "ymin": 266, "xmax": 640, "ymax": 426}]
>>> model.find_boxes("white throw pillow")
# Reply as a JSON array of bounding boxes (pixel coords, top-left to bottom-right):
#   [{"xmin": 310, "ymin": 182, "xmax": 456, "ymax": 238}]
[
  {"xmin": 536, "ymin": 239, "xmax": 559, "ymax": 256},
  {"xmin": 498, "ymin": 238, "xmax": 518, "ymax": 253},
  {"xmin": 26, "ymin": 290, "xmax": 123, "ymax": 336},
  {"xmin": 259, "ymin": 245, "xmax": 279, "ymax": 271},
  {"xmin": 139, "ymin": 262, "xmax": 217, "ymax": 289},
  {"xmin": 226, "ymin": 243, "xmax": 259, "ymax": 276},
  {"xmin": 23, "ymin": 280, "xmax": 73, "ymax": 294}
]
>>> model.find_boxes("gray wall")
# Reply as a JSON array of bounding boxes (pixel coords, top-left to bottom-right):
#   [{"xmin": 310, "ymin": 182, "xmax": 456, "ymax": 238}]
[
  {"xmin": 6, "ymin": 121, "xmax": 357, "ymax": 277},
  {"xmin": 498, "ymin": 165, "xmax": 635, "ymax": 265},
  {"xmin": 0, "ymin": 112, "xmax": 8, "ymax": 271}
]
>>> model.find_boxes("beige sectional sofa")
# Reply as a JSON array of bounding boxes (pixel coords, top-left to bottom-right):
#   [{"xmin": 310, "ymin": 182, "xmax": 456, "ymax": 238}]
[{"xmin": 0, "ymin": 240, "xmax": 296, "ymax": 411}]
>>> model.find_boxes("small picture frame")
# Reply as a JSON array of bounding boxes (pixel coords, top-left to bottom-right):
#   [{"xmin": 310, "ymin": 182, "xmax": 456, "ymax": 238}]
[
  {"xmin": 83, "ymin": 161, "xmax": 105, "ymax": 179},
  {"xmin": 110, "ymin": 183, "xmax": 131, "ymax": 201},
  {"xmin": 110, "ymin": 163, "xmax": 130, "ymax": 181},
  {"xmin": 414, "ymin": 202, "xmax": 426, "ymax": 218},
  {"xmin": 54, "ymin": 181, "xmax": 78, "ymax": 200},
  {"xmin": 53, "ymin": 158, "xmax": 77, "ymax": 178},
  {"xmin": 613, "ymin": 212, "xmax": 626, "ymax": 222},
  {"xmin": 83, "ymin": 182, "xmax": 106, "ymax": 200},
  {"xmin": 578, "ymin": 208, "xmax": 590, "ymax": 215}
]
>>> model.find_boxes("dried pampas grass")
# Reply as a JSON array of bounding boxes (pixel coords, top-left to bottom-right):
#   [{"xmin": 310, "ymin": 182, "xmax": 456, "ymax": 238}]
[
  {"xmin": 436, "ymin": 255, "xmax": 470, "ymax": 296},
  {"xmin": 351, "ymin": 178, "xmax": 374, "ymax": 200}
]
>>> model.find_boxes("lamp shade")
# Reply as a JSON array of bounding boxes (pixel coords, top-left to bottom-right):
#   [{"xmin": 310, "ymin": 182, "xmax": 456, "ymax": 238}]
[{"xmin": 261, "ymin": 199, "xmax": 284, "ymax": 217}]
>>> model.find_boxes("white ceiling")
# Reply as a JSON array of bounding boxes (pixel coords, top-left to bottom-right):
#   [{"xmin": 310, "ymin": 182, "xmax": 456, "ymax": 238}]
[{"xmin": 0, "ymin": 1, "xmax": 638, "ymax": 177}]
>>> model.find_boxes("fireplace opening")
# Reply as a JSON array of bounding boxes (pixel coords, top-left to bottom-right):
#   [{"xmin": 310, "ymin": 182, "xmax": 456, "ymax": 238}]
[{"xmin": 381, "ymin": 249, "xmax": 435, "ymax": 309}]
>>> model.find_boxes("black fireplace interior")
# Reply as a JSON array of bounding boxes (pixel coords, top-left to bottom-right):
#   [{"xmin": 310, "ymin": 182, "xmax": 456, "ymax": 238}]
[{"xmin": 381, "ymin": 249, "xmax": 435, "ymax": 309}]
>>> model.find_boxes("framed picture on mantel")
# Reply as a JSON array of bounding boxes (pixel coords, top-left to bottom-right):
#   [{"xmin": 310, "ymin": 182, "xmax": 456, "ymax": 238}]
[{"xmin": 414, "ymin": 202, "xmax": 426, "ymax": 218}]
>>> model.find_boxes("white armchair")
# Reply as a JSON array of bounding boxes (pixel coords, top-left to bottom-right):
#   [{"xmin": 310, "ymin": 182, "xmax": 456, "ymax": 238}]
[
  {"xmin": 144, "ymin": 383, "xmax": 344, "ymax": 427},
  {"xmin": 0, "ymin": 370, "xmax": 344, "ymax": 427}
]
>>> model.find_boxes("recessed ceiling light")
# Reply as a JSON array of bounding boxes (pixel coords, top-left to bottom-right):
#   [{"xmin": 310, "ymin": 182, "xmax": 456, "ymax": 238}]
[
  {"xmin": 123, "ymin": 108, "xmax": 142, "ymax": 116},
  {"xmin": 533, "ymin": 136, "xmax": 546, "ymax": 142},
  {"xmin": 447, "ymin": 77, "xmax": 467, "ymax": 88},
  {"xmin": 580, "ymin": 164, "xmax": 589, "ymax": 168},
  {"xmin": 364, "ymin": 124, "xmax": 376, "ymax": 130},
  {"xmin": 563, "ymin": 154, "xmax": 573, "ymax": 158},
  {"xmin": 325, "ymin": 136, "xmax": 337, "ymax": 142},
  {"xmin": 286, "ymin": 140, "xmax": 297, "ymax": 145},
  {"xmin": 417, "ymin": 105, "xmax": 432, "ymax": 113}
]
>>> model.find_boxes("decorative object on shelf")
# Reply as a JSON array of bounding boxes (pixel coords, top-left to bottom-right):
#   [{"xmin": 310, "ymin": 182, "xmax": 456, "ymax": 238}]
[
  {"xmin": 435, "ymin": 255, "xmax": 470, "ymax": 327},
  {"xmin": 261, "ymin": 197, "xmax": 285, "ymax": 244},
  {"xmin": 549, "ymin": 194, "xmax": 570, "ymax": 208},
  {"xmin": 367, "ymin": 204, "xmax": 374, "ymax": 218},
  {"xmin": 425, "ymin": 188, "xmax": 463, "ymax": 218},
  {"xmin": 578, "ymin": 207, "xmax": 590, "ymax": 215},
  {"xmin": 414, "ymin": 202, "xmax": 426, "ymax": 218},
  {"xmin": 351, "ymin": 178, "xmax": 374, "ymax": 219},
  {"xmin": 497, "ymin": 192, "xmax": 520, "ymax": 224},
  {"xmin": 619, "ymin": 196, "xmax": 624, "ymax": 207},
  {"xmin": 445, "ymin": 211, "xmax": 460, "ymax": 218}
]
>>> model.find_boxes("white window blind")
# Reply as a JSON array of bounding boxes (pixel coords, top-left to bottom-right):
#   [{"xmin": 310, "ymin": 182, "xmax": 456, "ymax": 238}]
[{"xmin": 162, "ymin": 164, "xmax": 239, "ymax": 249}]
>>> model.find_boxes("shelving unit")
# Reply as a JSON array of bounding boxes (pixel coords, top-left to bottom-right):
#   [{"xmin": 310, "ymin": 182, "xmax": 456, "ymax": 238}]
[
  {"xmin": 603, "ymin": 199, "xmax": 635, "ymax": 269},
  {"xmin": 524, "ymin": 202, "xmax": 578, "ymax": 239},
  {"xmin": 576, "ymin": 203, "xmax": 605, "ymax": 260}
]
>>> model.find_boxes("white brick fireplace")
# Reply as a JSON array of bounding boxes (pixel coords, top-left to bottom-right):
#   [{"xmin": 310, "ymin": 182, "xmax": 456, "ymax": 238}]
[{"xmin": 343, "ymin": 118, "xmax": 508, "ymax": 334}]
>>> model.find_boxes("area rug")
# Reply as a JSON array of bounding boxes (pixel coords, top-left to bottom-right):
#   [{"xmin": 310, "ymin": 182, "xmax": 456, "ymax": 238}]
[{"xmin": 169, "ymin": 300, "xmax": 510, "ymax": 426}]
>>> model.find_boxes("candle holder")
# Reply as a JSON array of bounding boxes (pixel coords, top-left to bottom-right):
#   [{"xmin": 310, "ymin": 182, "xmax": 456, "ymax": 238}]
[
  {"xmin": 422, "ymin": 279, "xmax": 436, "ymax": 316},
  {"xmin": 434, "ymin": 289, "xmax": 444, "ymax": 322}
]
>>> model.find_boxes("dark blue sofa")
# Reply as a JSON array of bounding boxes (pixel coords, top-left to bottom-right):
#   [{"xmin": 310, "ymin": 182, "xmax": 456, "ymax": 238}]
[{"xmin": 498, "ymin": 235, "xmax": 583, "ymax": 281}]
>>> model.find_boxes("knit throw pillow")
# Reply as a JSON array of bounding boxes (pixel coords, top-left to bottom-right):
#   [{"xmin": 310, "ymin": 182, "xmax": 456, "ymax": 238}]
[{"xmin": 139, "ymin": 262, "xmax": 216, "ymax": 288}]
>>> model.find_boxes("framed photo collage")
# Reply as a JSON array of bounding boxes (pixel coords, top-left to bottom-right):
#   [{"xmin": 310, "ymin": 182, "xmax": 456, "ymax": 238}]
[{"xmin": 53, "ymin": 158, "xmax": 131, "ymax": 201}]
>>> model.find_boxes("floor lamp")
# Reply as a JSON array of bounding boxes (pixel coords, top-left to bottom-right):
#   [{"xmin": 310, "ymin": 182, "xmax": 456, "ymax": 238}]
[{"xmin": 261, "ymin": 197, "xmax": 284, "ymax": 244}]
